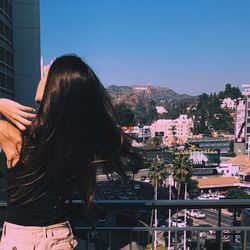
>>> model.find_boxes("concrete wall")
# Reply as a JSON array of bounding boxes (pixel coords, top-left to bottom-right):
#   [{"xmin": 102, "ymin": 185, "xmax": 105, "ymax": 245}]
[{"xmin": 12, "ymin": 0, "xmax": 40, "ymax": 107}]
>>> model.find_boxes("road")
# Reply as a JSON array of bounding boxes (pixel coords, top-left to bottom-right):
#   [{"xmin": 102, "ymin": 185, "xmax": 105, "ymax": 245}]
[{"xmin": 155, "ymin": 208, "xmax": 235, "ymax": 246}]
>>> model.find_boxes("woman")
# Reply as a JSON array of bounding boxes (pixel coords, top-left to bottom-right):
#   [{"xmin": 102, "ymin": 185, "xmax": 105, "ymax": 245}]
[{"xmin": 0, "ymin": 55, "xmax": 138, "ymax": 249}]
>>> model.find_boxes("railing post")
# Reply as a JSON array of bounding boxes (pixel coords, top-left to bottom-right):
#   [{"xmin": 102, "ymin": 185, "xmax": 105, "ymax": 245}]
[
  {"xmin": 233, "ymin": 208, "xmax": 236, "ymax": 242},
  {"xmin": 219, "ymin": 230, "xmax": 223, "ymax": 250},
  {"xmin": 243, "ymin": 230, "xmax": 247, "ymax": 250},
  {"xmin": 129, "ymin": 231, "xmax": 132, "ymax": 250},
  {"xmin": 217, "ymin": 208, "xmax": 222, "ymax": 243},
  {"xmin": 86, "ymin": 231, "xmax": 90, "ymax": 250},
  {"xmin": 197, "ymin": 230, "xmax": 200, "ymax": 250},
  {"xmin": 108, "ymin": 231, "xmax": 112, "ymax": 250},
  {"xmin": 174, "ymin": 230, "xmax": 177, "ymax": 250}
]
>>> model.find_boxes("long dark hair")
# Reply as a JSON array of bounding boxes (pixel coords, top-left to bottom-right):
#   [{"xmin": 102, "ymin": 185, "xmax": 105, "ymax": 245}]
[{"xmin": 8, "ymin": 55, "xmax": 139, "ymax": 205}]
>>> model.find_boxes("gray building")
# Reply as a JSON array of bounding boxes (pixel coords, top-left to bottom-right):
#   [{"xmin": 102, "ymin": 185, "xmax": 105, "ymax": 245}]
[
  {"xmin": 187, "ymin": 137, "xmax": 231, "ymax": 154},
  {"xmin": 0, "ymin": 0, "xmax": 40, "ymax": 107}
]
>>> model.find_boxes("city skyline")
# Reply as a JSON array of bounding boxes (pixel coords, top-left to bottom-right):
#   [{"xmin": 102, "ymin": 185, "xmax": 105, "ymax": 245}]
[{"xmin": 41, "ymin": 0, "xmax": 250, "ymax": 95}]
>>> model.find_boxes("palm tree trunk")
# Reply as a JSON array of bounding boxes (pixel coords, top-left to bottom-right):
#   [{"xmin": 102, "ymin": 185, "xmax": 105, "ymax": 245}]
[
  {"xmin": 148, "ymin": 209, "xmax": 154, "ymax": 245},
  {"xmin": 183, "ymin": 183, "xmax": 187, "ymax": 250},
  {"xmin": 153, "ymin": 179, "xmax": 158, "ymax": 250},
  {"xmin": 168, "ymin": 178, "xmax": 172, "ymax": 250},
  {"xmin": 176, "ymin": 182, "xmax": 181, "ymax": 218},
  {"xmin": 175, "ymin": 182, "xmax": 181, "ymax": 245}
]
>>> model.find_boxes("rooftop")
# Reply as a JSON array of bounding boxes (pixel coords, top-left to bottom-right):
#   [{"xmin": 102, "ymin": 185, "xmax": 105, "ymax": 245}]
[
  {"xmin": 226, "ymin": 155, "xmax": 250, "ymax": 167},
  {"xmin": 197, "ymin": 176, "xmax": 240, "ymax": 188}
]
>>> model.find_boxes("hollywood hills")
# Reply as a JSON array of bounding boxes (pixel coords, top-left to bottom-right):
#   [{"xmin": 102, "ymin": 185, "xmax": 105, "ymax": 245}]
[{"xmin": 106, "ymin": 84, "xmax": 196, "ymax": 107}]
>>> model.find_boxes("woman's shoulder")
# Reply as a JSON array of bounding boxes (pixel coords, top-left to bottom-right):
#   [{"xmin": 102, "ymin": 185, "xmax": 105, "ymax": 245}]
[
  {"xmin": 0, "ymin": 120, "xmax": 22, "ymax": 166},
  {"xmin": 0, "ymin": 119, "xmax": 22, "ymax": 142}
]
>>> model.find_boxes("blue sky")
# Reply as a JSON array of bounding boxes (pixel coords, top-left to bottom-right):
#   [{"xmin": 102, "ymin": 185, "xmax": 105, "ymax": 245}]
[{"xmin": 40, "ymin": 0, "xmax": 250, "ymax": 95}]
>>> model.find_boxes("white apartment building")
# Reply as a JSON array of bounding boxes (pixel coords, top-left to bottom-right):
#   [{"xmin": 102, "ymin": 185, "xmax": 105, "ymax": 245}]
[
  {"xmin": 156, "ymin": 106, "xmax": 167, "ymax": 114},
  {"xmin": 151, "ymin": 115, "xmax": 194, "ymax": 146},
  {"xmin": 220, "ymin": 97, "xmax": 236, "ymax": 110}
]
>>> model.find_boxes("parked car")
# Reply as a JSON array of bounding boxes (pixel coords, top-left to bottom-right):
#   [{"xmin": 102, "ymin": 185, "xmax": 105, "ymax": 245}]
[
  {"xmin": 163, "ymin": 231, "xmax": 183, "ymax": 245},
  {"xmin": 208, "ymin": 194, "xmax": 220, "ymax": 200},
  {"xmin": 187, "ymin": 209, "xmax": 206, "ymax": 219},
  {"xmin": 197, "ymin": 194, "xmax": 210, "ymax": 200},
  {"xmin": 134, "ymin": 184, "xmax": 141, "ymax": 190},
  {"xmin": 143, "ymin": 177, "xmax": 151, "ymax": 183},
  {"xmin": 198, "ymin": 224, "xmax": 215, "ymax": 236},
  {"xmin": 171, "ymin": 218, "xmax": 187, "ymax": 228},
  {"xmin": 177, "ymin": 216, "xmax": 193, "ymax": 226}
]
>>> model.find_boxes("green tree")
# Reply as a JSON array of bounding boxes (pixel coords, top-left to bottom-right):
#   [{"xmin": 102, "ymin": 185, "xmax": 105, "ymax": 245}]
[
  {"xmin": 226, "ymin": 188, "xmax": 249, "ymax": 214},
  {"xmin": 146, "ymin": 100, "xmax": 158, "ymax": 123},
  {"xmin": 170, "ymin": 125, "xmax": 177, "ymax": 136},
  {"xmin": 134, "ymin": 99, "xmax": 147, "ymax": 124},
  {"xmin": 114, "ymin": 103, "xmax": 135, "ymax": 125},
  {"xmin": 148, "ymin": 157, "xmax": 168, "ymax": 249},
  {"xmin": 172, "ymin": 155, "xmax": 193, "ymax": 200},
  {"xmin": 143, "ymin": 137, "xmax": 163, "ymax": 149},
  {"xmin": 172, "ymin": 155, "xmax": 193, "ymax": 249},
  {"xmin": 226, "ymin": 188, "xmax": 250, "ymax": 199}
]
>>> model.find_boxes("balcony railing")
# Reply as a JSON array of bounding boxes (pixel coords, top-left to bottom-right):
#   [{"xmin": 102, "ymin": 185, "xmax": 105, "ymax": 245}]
[{"xmin": 0, "ymin": 199, "xmax": 250, "ymax": 250}]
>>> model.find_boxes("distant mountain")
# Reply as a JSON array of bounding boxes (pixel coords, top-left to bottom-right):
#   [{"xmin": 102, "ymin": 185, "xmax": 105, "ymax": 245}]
[{"xmin": 107, "ymin": 84, "xmax": 196, "ymax": 106}]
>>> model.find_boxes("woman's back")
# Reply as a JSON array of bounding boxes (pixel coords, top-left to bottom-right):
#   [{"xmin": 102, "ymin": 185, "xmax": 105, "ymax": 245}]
[{"xmin": 0, "ymin": 120, "xmax": 68, "ymax": 226}]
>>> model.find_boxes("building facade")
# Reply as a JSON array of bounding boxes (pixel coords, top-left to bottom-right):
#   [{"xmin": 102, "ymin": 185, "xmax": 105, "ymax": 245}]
[
  {"xmin": 187, "ymin": 137, "xmax": 231, "ymax": 154},
  {"xmin": 0, "ymin": 0, "xmax": 14, "ymax": 98},
  {"xmin": 0, "ymin": 0, "xmax": 40, "ymax": 107},
  {"xmin": 151, "ymin": 115, "xmax": 194, "ymax": 146},
  {"xmin": 220, "ymin": 97, "xmax": 236, "ymax": 110}
]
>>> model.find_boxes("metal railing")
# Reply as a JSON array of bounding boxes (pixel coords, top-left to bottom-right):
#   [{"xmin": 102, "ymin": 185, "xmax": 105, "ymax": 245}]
[{"xmin": 0, "ymin": 199, "xmax": 250, "ymax": 250}]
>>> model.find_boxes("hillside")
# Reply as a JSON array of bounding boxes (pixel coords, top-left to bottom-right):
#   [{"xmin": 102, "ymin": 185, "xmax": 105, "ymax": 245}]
[{"xmin": 107, "ymin": 85, "xmax": 196, "ymax": 107}]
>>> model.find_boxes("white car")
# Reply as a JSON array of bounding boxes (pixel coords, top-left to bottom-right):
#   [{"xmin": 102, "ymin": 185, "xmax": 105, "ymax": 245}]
[
  {"xmin": 187, "ymin": 209, "xmax": 206, "ymax": 219},
  {"xmin": 171, "ymin": 219, "xmax": 186, "ymax": 228},
  {"xmin": 143, "ymin": 177, "xmax": 151, "ymax": 183},
  {"xmin": 197, "ymin": 194, "xmax": 210, "ymax": 200},
  {"xmin": 208, "ymin": 194, "xmax": 219, "ymax": 200},
  {"xmin": 218, "ymin": 194, "xmax": 226, "ymax": 199}
]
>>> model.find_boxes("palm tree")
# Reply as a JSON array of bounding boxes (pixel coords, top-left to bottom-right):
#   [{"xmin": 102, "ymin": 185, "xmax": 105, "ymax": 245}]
[
  {"xmin": 172, "ymin": 155, "xmax": 193, "ymax": 250},
  {"xmin": 172, "ymin": 155, "xmax": 193, "ymax": 199},
  {"xmin": 148, "ymin": 156, "xmax": 168, "ymax": 250},
  {"xmin": 170, "ymin": 125, "xmax": 178, "ymax": 144}
]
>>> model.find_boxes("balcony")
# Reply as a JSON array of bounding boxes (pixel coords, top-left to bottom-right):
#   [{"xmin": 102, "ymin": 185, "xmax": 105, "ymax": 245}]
[{"xmin": 0, "ymin": 199, "xmax": 250, "ymax": 250}]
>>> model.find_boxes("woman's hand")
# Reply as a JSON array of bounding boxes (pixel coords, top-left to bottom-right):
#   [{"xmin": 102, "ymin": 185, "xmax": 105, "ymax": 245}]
[{"xmin": 0, "ymin": 98, "xmax": 36, "ymax": 131}]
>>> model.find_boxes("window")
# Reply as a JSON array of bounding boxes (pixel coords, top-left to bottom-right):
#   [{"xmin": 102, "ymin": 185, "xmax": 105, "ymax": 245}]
[
  {"xmin": 248, "ymin": 110, "xmax": 250, "ymax": 117},
  {"xmin": 4, "ymin": 24, "xmax": 11, "ymax": 42},
  {"xmin": 5, "ymin": 49, "xmax": 13, "ymax": 66},
  {"xmin": 0, "ymin": 20, "xmax": 4, "ymax": 37},
  {"xmin": 4, "ymin": 0, "xmax": 11, "ymax": 17},
  {"xmin": 247, "ymin": 127, "xmax": 250, "ymax": 134},
  {"xmin": 0, "ymin": 46, "xmax": 4, "ymax": 61},
  {"xmin": 6, "ymin": 75, "xmax": 13, "ymax": 90},
  {"xmin": 0, "ymin": 72, "xmax": 5, "ymax": 88},
  {"xmin": 248, "ymin": 102, "xmax": 250, "ymax": 109}
]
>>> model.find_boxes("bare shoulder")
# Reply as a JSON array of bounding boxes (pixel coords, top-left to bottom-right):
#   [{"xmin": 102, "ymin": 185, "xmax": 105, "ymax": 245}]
[
  {"xmin": 0, "ymin": 120, "xmax": 22, "ymax": 167},
  {"xmin": 0, "ymin": 120, "xmax": 22, "ymax": 144}
]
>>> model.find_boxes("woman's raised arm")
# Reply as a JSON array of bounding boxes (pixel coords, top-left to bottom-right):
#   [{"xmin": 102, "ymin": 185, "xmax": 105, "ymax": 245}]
[{"xmin": 0, "ymin": 98, "xmax": 36, "ymax": 131}]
